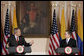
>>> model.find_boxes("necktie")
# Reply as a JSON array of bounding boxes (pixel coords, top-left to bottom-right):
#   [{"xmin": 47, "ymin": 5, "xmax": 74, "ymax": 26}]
[{"xmin": 17, "ymin": 37, "xmax": 19, "ymax": 42}]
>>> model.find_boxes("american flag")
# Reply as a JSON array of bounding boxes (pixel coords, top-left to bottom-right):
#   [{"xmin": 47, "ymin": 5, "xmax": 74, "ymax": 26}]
[
  {"xmin": 2, "ymin": 9, "xmax": 10, "ymax": 55},
  {"xmin": 48, "ymin": 9, "xmax": 60, "ymax": 55},
  {"xmin": 70, "ymin": 10, "xmax": 77, "ymax": 40}
]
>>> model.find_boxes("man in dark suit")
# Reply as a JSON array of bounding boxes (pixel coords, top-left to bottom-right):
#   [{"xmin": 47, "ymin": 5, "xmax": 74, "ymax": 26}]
[
  {"xmin": 60, "ymin": 30, "xmax": 77, "ymax": 55},
  {"xmin": 7, "ymin": 28, "xmax": 34, "ymax": 55},
  {"xmin": 60, "ymin": 30, "xmax": 76, "ymax": 47}
]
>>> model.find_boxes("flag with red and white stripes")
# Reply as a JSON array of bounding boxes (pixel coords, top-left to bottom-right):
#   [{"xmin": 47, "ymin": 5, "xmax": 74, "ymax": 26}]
[
  {"xmin": 2, "ymin": 9, "xmax": 10, "ymax": 55},
  {"xmin": 48, "ymin": 9, "xmax": 60, "ymax": 55}
]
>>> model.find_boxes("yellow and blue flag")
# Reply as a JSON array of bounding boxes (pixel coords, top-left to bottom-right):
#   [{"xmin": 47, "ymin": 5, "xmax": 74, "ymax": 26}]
[
  {"xmin": 77, "ymin": 9, "xmax": 83, "ymax": 55},
  {"xmin": 70, "ymin": 9, "xmax": 83, "ymax": 55},
  {"xmin": 60, "ymin": 8, "xmax": 66, "ymax": 39},
  {"xmin": 12, "ymin": 8, "xmax": 18, "ymax": 34}
]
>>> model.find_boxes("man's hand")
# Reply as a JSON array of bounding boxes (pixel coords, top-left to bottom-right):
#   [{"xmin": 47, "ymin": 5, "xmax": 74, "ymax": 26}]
[
  {"xmin": 30, "ymin": 40, "xmax": 34, "ymax": 45},
  {"xmin": 6, "ymin": 43, "xmax": 9, "ymax": 48}
]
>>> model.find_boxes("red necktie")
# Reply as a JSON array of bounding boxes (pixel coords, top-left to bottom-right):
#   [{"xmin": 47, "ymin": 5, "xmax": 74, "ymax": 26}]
[{"xmin": 17, "ymin": 37, "xmax": 19, "ymax": 42}]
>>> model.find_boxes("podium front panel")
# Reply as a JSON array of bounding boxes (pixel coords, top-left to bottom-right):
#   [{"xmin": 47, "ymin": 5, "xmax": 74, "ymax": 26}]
[
  {"xmin": 8, "ymin": 46, "xmax": 32, "ymax": 54},
  {"xmin": 55, "ymin": 48, "xmax": 79, "ymax": 54}
]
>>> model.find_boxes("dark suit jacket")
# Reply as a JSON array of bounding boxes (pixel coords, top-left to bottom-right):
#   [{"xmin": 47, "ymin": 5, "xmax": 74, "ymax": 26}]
[
  {"xmin": 7, "ymin": 35, "xmax": 31, "ymax": 55},
  {"xmin": 60, "ymin": 38, "xmax": 76, "ymax": 48},
  {"xmin": 60, "ymin": 38, "xmax": 77, "ymax": 55}
]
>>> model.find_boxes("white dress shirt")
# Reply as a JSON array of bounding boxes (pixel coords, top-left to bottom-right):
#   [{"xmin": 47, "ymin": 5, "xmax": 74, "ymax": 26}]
[
  {"xmin": 15, "ymin": 35, "xmax": 19, "ymax": 41},
  {"xmin": 66, "ymin": 38, "xmax": 70, "ymax": 44}
]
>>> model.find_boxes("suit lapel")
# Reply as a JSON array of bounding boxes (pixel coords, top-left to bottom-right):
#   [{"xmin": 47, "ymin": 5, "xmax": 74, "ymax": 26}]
[
  {"xmin": 13, "ymin": 36, "xmax": 16, "ymax": 42},
  {"xmin": 13, "ymin": 36, "xmax": 18, "ymax": 45},
  {"xmin": 64, "ymin": 39, "xmax": 67, "ymax": 46}
]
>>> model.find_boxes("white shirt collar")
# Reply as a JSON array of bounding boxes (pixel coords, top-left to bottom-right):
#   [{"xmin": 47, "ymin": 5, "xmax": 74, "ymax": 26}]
[
  {"xmin": 68, "ymin": 37, "xmax": 70, "ymax": 40},
  {"xmin": 15, "ymin": 35, "xmax": 19, "ymax": 40},
  {"xmin": 66, "ymin": 37, "xmax": 71, "ymax": 42}
]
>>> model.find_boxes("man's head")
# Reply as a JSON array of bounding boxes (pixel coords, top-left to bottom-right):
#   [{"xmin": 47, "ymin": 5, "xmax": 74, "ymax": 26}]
[
  {"xmin": 65, "ymin": 30, "xmax": 71, "ymax": 38},
  {"xmin": 14, "ymin": 28, "xmax": 21, "ymax": 37}
]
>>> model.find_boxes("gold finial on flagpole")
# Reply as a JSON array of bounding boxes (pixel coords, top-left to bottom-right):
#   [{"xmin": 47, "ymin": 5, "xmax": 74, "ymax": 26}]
[
  {"xmin": 71, "ymin": 4, "xmax": 76, "ymax": 8},
  {"xmin": 52, "ymin": 3, "xmax": 59, "ymax": 7}
]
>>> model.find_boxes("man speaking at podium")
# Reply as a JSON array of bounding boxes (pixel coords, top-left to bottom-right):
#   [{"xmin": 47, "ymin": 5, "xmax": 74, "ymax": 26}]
[
  {"xmin": 7, "ymin": 28, "xmax": 34, "ymax": 55},
  {"xmin": 60, "ymin": 30, "xmax": 76, "ymax": 48},
  {"xmin": 60, "ymin": 30, "xmax": 77, "ymax": 55}
]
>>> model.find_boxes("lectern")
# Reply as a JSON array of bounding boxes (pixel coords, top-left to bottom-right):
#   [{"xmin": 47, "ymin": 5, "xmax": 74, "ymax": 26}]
[
  {"xmin": 55, "ymin": 47, "xmax": 79, "ymax": 55},
  {"xmin": 8, "ymin": 46, "xmax": 32, "ymax": 55}
]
